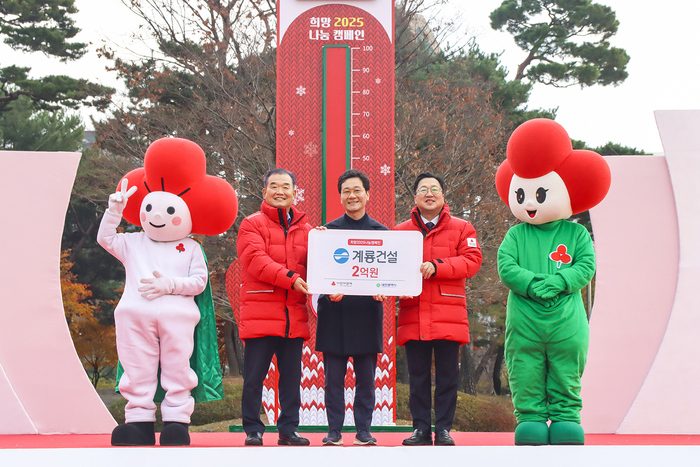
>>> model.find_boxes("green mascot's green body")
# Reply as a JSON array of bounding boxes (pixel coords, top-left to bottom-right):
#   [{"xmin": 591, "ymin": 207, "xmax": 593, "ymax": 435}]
[{"xmin": 498, "ymin": 220, "xmax": 594, "ymax": 430}]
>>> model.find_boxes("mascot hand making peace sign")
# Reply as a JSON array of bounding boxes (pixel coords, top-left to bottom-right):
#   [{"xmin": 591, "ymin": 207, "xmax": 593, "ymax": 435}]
[
  {"xmin": 495, "ymin": 119, "xmax": 611, "ymax": 446},
  {"xmin": 97, "ymin": 138, "xmax": 238, "ymax": 446}
]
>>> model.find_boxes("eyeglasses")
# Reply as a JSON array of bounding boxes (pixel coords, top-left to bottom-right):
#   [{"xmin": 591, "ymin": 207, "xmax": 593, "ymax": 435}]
[
  {"xmin": 341, "ymin": 188, "xmax": 365, "ymax": 197},
  {"xmin": 416, "ymin": 186, "xmax": 442, "ymax": 196}
]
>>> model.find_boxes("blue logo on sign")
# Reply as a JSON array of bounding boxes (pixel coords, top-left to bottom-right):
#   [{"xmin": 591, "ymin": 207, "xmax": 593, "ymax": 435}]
[{"xmin": 333, "ymin": 248, "xmax": 349, "ymax": 264}]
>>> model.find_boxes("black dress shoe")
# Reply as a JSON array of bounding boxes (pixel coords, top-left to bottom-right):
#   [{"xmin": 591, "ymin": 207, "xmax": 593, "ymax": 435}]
[
  {"xmin": 244, "ymin": 431, "xmax": 263, "ymax": 446},
  {"xmin": 111, "ymin": 422, "xmax": 156, "ymax": 446},
  {"xmin": 402, "ymin": 429, "xmax": 432, "ymax": 446},
  {"xmin": 434, "ymin": 429, "xmax": 455, "ymax": 446},
  {"xmin": 160, "ymin": 422, "xmax": 190, "ymax": 446},
  {"xmin": 278, "ymin": 431, "xmax": 310, "ymax": 446}
]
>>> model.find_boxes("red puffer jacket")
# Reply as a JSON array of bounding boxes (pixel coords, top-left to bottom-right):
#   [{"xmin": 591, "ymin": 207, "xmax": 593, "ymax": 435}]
[
  {"xmin": 394, "ymin": 204, "xmax": 482, "ymax": 345},
  {"xmin": 237, "ymin": 201, "xmax": 312, "ymax": 340}
]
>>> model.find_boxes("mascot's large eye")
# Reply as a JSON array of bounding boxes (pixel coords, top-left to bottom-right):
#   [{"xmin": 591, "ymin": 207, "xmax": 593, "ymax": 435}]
[
  {"xmin": 515, "ymin": 188, "xmax": 525, "ymax": 204},
  {"xmin": 536, "ymin": 187, "xmax": 548, "ymax": 204},
  {"xmin": 167, "ymin": 206, "xmax": 175, "ymax": 215},
  {"xmin": 145, "ymin": 204, "xmax": 152, "ymax": 212}
]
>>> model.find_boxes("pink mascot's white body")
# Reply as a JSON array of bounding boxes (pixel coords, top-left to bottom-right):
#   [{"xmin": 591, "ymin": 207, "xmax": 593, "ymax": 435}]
[
  {"xmin": 97, "ymin": 137, "xmax": 238, "ymax": 445},
  {"xmin": 97, "ymin": 209, "xmax": 207, "ymax": 423}
]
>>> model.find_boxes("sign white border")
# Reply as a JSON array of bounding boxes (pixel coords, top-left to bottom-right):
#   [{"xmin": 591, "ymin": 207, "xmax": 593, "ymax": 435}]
[{"xmin": 307, "ymin": 229, "xmax": 423, "ymax": 296}]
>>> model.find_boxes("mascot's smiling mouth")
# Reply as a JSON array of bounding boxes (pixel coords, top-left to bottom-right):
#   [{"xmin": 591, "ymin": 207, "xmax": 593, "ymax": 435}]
[
  {"xmin": 527, "ymin": 210, "xmax": 537, "ymax": 218},
  {"xmin": 149, "ymin": 222, "xmax": 166, "ymax": 228}
]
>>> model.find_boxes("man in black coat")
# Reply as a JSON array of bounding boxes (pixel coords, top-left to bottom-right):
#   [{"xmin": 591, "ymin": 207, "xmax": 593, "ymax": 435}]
[{"xmin": 315, "ymin": 169, "xmax": 388, "ymax": 446}]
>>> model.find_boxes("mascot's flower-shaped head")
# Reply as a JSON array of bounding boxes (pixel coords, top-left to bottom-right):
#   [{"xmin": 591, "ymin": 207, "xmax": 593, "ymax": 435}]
[
  {"xmin": 119, "ymin": 138, "xmax": 238, "ymax": 240},
  {"xmin": 495, "ymin": 119, "xmax": 611, "ymax": 225}
]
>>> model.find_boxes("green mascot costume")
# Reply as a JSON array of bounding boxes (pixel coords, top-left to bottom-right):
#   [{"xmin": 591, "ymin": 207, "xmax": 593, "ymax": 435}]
[{"xmin": 495, "ymin": 119, "xmax": 611, "ymax": 445}]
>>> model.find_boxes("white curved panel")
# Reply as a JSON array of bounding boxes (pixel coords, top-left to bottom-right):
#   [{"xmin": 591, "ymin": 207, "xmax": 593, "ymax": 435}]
[
  {"xmin": 618, "ymin": 111, "xmax": 700, "ymax": 433},
  {"xmin": 583, "ymin": 156, "xmax": 679, "ymax": 433},
  {"xmin": 0, "ymin": 364, "xmax": 36, "ymax": 434},
  {"xmin": 0, "ymin": 151, "xmax": 116, "ymax": 434}
]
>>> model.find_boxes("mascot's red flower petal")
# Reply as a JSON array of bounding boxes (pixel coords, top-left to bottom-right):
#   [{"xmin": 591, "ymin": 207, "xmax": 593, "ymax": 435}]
[
  {"xmin": 495, "ymin": 118, "xmax": 611, "ymax": 220},
  {"xmin": 120, "ymin": 137, "xmax": 238, "ymax": 235}
]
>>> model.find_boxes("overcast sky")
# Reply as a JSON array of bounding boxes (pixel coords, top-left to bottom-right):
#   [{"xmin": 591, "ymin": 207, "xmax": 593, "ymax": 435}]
[
  {"xmin": 458, "ymin": 0, "xmax": 700, "ymax": 155},
  {"xmin": 2, "ymin": 0, "xmax": 698, "ymax": 154}
]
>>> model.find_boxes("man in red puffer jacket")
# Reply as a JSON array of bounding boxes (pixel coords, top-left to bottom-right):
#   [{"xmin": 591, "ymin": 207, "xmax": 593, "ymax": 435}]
[
  {"xmin": 237, "ymin": 168, "xmax": 312, "ymax": 447},
  {"xmin": 395, "ymin": 172, "xmax": 482, "ymax": 447}
]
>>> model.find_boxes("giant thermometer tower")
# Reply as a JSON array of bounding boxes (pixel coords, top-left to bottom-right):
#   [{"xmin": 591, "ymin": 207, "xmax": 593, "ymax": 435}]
[{"xmin": 277, "ymin": 0, "xmax": 396, "ymax": 426}]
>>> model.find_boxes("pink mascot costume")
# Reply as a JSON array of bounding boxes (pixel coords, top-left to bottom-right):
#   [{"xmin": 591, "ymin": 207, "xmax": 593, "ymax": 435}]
[
  {"xmin": 495, "ymin": 119, "xmax": 610, "ymax": 445},
  {"xmin": 97, "ymin": 138, "xmax": 238, "ymax": 446}
]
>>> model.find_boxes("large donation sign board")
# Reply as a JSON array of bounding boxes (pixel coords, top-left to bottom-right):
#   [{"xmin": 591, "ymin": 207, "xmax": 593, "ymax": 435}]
[
  {"xmin": 276, "ymin": 0, "xmax": 396, "ymax": 427},
  {"xmin": 308, "ymin": 230, "xmax": 423, "ymax": 296}
]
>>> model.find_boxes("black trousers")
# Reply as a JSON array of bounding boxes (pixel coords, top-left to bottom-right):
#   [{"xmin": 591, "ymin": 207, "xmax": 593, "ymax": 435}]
[
  {"xmin": 404, "ymin": 339, "xmax": 461, "ymax": 432},
  {"xmin": 323, "ymin": 352, "xmax": 377, "ymax": 432},
  {"xmin": 241, "ymin": 336, "xmax": 303, "ymax": 436}
]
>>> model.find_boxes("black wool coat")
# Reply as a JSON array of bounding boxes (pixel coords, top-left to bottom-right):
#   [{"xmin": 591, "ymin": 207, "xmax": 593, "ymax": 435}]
[{"xmin": 315, "ymin": 213, "xmax": 388, "ymax": 356}]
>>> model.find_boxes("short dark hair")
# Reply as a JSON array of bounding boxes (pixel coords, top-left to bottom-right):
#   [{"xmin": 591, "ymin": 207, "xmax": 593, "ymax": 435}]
[
  {"xmin": 413, "ymin": 172, "xmax": 445, "ymax": 194},
  {"xmin": 263, "ymin": 168, "xmax": 296, "ymax": 187},
  {"xmin": 337, "ymin": 169, "xmax": 370, "ymax": 193}
]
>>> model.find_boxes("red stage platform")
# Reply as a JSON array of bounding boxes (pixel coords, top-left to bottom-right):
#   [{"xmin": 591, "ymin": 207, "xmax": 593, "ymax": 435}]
[{"xmin": 3, "ymin": 431, "xmax": 700, "ymax": 449}]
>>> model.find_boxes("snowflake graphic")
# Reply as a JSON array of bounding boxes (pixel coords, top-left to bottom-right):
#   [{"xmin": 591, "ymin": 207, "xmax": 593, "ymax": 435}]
[
  {"xmin": 375, "ymin": 78, "xmax": 382, "ymax": 84},
  {"xmin": 288, "ymin": 130, "xmax": 295, "ymax": 136},
  {"xmin": 380, "ymin": 164, "xmax": 391, "ymax": 176},
  {"xmin": 296, "ymin": 86, "xmax": 306, "ymax": 96},
  {"xmin": 304, "ymin": 142, "xmax": 319, "ymax": 157},
  {"xmin": 294, "ymin": 187, "xmax": 305, "ymax": 205}
]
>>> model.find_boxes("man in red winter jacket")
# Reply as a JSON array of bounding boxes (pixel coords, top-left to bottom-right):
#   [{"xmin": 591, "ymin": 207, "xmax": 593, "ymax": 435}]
[
  {"xmin": 395, "ymin": 172, "xmax": 482, "ymax": 446},
  {"xmin": 237, "ymin": 168, "xmax": 312, "ymax": 446}
]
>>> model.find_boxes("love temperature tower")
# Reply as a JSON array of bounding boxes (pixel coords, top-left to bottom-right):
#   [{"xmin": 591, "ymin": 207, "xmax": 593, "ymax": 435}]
[{"xmin": 276, "ymin": 0, "xmax": 396, "ymax": 426}]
